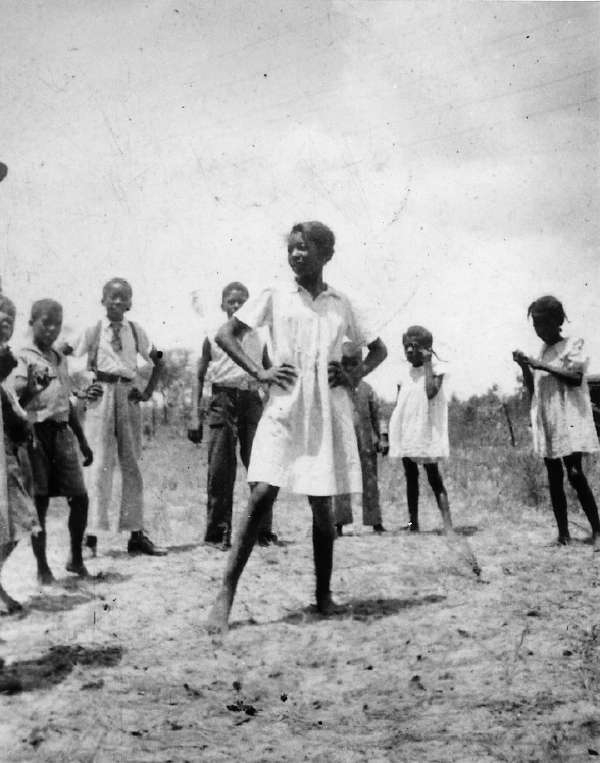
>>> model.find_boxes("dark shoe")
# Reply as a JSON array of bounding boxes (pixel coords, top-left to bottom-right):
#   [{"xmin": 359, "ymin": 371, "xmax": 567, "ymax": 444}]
[
  {"xmin": 257, "ymin": 531, "xmax": 278, "ymax": 547},
  {"xmin": 402, "ymin": 522, "xmax": 419, "ymax": 532},
  {"xmin": 85, "ymin": 535, "xmax": 98, "ymax": 558},
  {"xmin": 372, "ymin": 524, "xmax": 387, "ymax": 534},
  {"xmin": 128, "ymin": 532, "xmax": 167, "ymax": 556},
  {"xmin": 335, "ymin": 524, "xmax": 344, "ymax": 538}
]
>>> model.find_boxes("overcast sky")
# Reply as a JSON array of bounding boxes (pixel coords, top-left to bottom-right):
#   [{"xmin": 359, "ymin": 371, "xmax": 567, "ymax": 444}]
[{"xmin": 2, "ymin": 0, "xmax": 598, "ymax": 398}]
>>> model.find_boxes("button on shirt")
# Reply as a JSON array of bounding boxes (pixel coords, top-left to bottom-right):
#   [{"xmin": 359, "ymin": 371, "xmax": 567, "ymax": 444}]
[
  {"xmin": 15, "ymin": 346, "xmax": 71, "ymax": 423},
  {"xmin": 72, "ymin": 318, "xmax": 153, "ymax": 379}
]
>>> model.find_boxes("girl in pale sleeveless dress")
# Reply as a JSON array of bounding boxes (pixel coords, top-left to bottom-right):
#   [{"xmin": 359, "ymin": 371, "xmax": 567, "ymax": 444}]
[
  {"xmin": 388, "ymin": 325, "xmax": 453, "ymax": 533},
  {"xmin": 513, "ymin": 295, "xmax": 600, "ymax": 546}
]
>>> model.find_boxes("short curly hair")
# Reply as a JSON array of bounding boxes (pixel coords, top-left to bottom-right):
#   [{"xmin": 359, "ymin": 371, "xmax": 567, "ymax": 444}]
[
  {"xmin": 288, "ymin": 221, "xmax": 335, "ymax": 260},
  {"xmin": 527, "ymin": 295, "xmax": 566, "ymax": 325}
]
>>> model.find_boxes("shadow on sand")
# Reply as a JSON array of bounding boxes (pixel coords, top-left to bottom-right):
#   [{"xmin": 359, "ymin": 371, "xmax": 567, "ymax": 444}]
[
  {"xmin": 392, "ymin": 525, "xmax": 479, "ymax": 538},
  {"xmin": 230, "ymin": 593, "xmax": 446, "ymax": 630},
  {"xmin": 0, "ymin": 644, "xmax": 123, "ymax": 694}
]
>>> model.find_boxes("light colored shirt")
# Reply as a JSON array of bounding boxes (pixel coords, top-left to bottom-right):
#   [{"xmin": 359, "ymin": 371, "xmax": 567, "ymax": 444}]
[
  {"xmin": 72, "ymin": 317, "xmax": 153, "ymax": 380},
  {"xmin": 15, "ymin": 345, "xmax": 71, "ymax": 423},
  {"xmin": 206, "ymin": 328, "xmax": 264, "ymax": 389},
  {"xmin": 234, "ymin": 282, "xmax": 375, "ymax": 495}
]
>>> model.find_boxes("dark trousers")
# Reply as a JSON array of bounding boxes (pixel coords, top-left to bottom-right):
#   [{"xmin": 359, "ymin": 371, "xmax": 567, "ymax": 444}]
[{"xmin": 205, "ymin": 387, "xmax": 272, "ymax": 543}]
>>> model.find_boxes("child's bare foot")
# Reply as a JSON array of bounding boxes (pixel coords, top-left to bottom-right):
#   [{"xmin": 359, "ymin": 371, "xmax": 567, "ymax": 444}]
[
  {"xmin": 66, "ymin": 558, "xmax": 89, "ymax": 577},
  {"xmin": 205, "ymin": 589, "xmax": 232, "ymax": 636},
  {"xmin": 316, "ymin": 592, "xmax": 340, "ymax": 617},
  {"xmin": 37, "ymin": 567, "xmax": 55, "ymax": 585}
]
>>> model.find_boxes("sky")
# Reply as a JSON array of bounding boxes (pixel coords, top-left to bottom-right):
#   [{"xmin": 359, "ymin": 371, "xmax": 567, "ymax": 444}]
[{"xmin": 1, "ymin": 0, "xmax": 599, "ymax": 399}]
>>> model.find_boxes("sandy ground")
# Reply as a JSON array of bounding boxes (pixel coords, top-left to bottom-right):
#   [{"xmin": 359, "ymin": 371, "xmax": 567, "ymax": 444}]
[{"xmin": 1, "ymin": 428, "xmax": 600, "ymax": 762}]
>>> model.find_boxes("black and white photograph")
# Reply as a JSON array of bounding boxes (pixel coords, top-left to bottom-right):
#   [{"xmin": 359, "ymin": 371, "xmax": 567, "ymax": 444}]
[{"xmin": 1, "ymin": 1, "xmax": 599, "ymax": 760}]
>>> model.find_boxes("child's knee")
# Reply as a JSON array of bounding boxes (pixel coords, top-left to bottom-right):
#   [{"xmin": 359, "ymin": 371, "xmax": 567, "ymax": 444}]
[{"xmin": 566, "ymin": 465, "xmax": 585, "ymax": 487}]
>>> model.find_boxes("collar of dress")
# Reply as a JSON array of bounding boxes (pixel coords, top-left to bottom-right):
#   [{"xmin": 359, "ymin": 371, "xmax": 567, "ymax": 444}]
[{"xmin": 288, "ymin": 282, "xmax": 341, "ymax": 300}]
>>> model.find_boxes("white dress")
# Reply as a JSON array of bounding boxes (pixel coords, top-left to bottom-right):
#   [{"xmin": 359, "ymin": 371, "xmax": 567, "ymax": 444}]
[
  {"xmin": 531, "ymin": 336, "xmax": 599, "ymax": 459},
  {"xmin": 234, "ymin": 282, "xmax": 375, "ymax": 495},
  {"xmin": 388, "ymin": 360, "xmax": 449, "ymax": 462}
]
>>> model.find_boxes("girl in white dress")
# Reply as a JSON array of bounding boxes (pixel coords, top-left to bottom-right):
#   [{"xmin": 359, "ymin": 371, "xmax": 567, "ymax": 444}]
[
  {"xmin": 388, "ymin": 325, "xmax": 453, "ymax": 533},
  {"xmin": 206, "ymin": 221, "xmax": 387, "ymax": 634},
  {"xmin": 513, "ymin": 295, "xmax": 600, "ymax": 547}
]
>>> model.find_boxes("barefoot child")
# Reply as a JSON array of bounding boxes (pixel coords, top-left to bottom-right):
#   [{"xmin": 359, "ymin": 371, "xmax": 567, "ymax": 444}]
[
  {"xmin": 388, "ymin": 325, "xmax": 453, "ymax": 533},
  {"xmin": 334, "ymin": 343, "xmax": 388, "ymax": 537},
  {"xmin": 0, "ymin": 296, "xmax": 40, "ymax": 611},
  {"xmin": 65, "ymin": 278, "xmax": 165, "ymax": 556},
  {"xmin": 513, "ymin": 295, "xmax": 600, "ymax": 546},
  {"xmin": 14, "ymin": 299, "xmax": 93, "ymax": 581},
  {"xmin": 206, "ymin": 221, "xmax": 387, "ymax": 633},
  {"xmin": 187, "ymin": 282, "xmax": 277, "ymax": 549}
]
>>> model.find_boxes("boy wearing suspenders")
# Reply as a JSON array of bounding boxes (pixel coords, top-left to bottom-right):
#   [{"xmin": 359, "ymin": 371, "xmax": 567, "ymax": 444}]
[{"xmin": 66, "ymin": 278, "xmax": 165, "ymax": 556}]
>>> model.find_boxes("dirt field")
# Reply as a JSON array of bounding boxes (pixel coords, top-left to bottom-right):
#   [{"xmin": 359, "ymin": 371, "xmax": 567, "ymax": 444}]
[{"xmin": 1, "ymin": 427, "xmax": 600, "ymax": 762}]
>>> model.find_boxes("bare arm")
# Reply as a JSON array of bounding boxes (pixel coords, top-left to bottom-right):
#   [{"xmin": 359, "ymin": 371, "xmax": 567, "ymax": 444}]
[
  {"xmin": 216, "ymin": 317, "xmax": 296, "ymax": 389},
  {"xmin": 196, "ymin": 338, "xmax": 212, "ymax": 412},
  {"xmin": 68, "ymin": 401, "xmax": 93, "ymax": 465}
]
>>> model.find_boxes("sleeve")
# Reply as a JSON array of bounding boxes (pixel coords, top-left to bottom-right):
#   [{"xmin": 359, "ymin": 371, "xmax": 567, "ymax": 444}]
[
  {"xmin": 134, "ymin": 323, "xmax": 153, "ymax": 362},
  {"xmin": 233, "ymin": 288, "xmax": 274, "ymax": 330},
  {"xmin": 343, "ymin": 293, "xmax": 378, "ymax": 347},
  {"xmin": 14, "ymin": 350, "xmax": 29, "ymax": 381},
  {"xmin": 70, "ymin": 325, "xmax": 99, "ymax": 359},
  {"xmin": 563, "ymin": 337, "xmax": 588, "ymax": 374},
  {"xmin": 432, "ymin": 358, "xmax": 449, "ymax": 378}
]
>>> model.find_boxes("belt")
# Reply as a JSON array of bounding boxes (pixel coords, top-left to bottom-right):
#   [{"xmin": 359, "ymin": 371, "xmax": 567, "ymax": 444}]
[
  {"xmin": 96, "ymin": 371, "xmax": 134, "ymax": 384},
  {"xmin": 212, "ymin": 383, "xmax": 259, "ymax": 395}
]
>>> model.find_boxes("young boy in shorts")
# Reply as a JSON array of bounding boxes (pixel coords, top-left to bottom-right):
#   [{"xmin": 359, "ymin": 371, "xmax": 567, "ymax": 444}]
[
  {"xmin": 14, "ymin": 299, "xmax": 92, "ymax": 582},
  {"xmin": 65, "ymin": 278, "xmax": 165, "ymax": 556},
  {"xmin": 188, "ymin": 282, "xmax": 277, "ymax": 549}
]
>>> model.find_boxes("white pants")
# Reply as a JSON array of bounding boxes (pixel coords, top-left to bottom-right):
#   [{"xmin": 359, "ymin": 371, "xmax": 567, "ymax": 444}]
[{"xmin": 84, "ymin": 382, "xmax": 143, "ymax": 532}]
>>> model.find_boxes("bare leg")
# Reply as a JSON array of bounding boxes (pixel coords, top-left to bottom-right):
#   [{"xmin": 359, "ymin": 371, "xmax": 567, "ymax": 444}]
[
  {"xmin": 564, "ymin": 453, "xmax": 600, "ymax": 548},
  {"xmin": 66, "ymin": 494, "xmax": 89, "ymax": 576},
  {"xmin": 31, "ymin": 496, "xmax": 55, "ymax": 584},
  {"xmin": 308, "ymin": 496, "xmax": 337, "ymax": 615},
  {"xmin": 206, "ymin": 482, "xmax": 279, "ymax": 635},
  {"xmin": 544, "ymin": 458, "xmax": 570, "ymax": 543},
  {"xmin": 402, "ymin": 458, "xmax": 419, "ymax": 531},
  {"xmin": 424, "ymin": 463, "xmax": 453, "ymax": 534},
  {"xmin": 0, "ymin": 542, "xmax": 22, "ymax": 613}
]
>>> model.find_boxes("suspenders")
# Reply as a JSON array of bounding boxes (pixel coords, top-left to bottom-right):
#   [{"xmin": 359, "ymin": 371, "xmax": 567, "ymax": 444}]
[{"xmin": 87, "ymin": 320, "xmax": 140, "ymax": 373}]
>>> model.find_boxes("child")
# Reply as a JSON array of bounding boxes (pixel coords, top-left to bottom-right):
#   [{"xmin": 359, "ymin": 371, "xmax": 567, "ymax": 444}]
[
  {"xmin": 187, "ymin": 282, "xmax": 277, "ymax": 549},
  {"xmin": 513, "ymin": 295, "xmax": 600, "ymax": 546},
  {"xmin": 65, "ymin": 278, "xmax": 166, "ymax": 556},
  {"xmin": 206, "ymin": 221, "xmax": 387, "ymax": 634},
  {"xmin": 388, "ymin": 325, "xmax": 453, "ymax": 533},
  {"xmin": 334, "ymin": 343, "xmax": 388, "ymax": 536},
  {"xmin": 0, "ymin": 295, "xmax": 41, "ymax": 610},
  {"xmin": 14, "ymin": 299, "xmax": 93, "ymax": 582}
]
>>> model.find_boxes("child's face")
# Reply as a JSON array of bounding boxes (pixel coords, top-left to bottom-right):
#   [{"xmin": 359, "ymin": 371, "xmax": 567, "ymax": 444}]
[
  {"xmin": 531, "ymin": 312, "xmax": 561, "ymax": 344},
  {"xmin": 287, "ymin": 232, "xmax": 327, "ymax": 281},
  {"xmin": 0, "ymin": 311, "xmax": 15, "ymax": 344},
  {"xmin": 221, "ymin": 289, "xmax": 248, "ymax": 318},
  {"xmin": 102, "ymin": 284, "xmax": 132, "ymax": 321},
  {"xmin": 31, "ymin": 309, "xmax": 63, "ymax": 349},
  {"xmin": 404, "ymin": 340, "xmax": 427, "ymax": 367}
]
